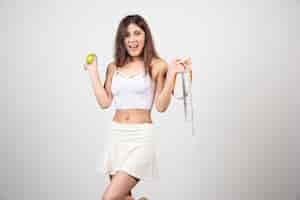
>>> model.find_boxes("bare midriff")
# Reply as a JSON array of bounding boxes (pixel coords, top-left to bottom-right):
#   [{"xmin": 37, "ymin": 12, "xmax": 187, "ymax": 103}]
[{"xmin": 112, "ymin": 109, "xmax": 152, "ymax": 124}]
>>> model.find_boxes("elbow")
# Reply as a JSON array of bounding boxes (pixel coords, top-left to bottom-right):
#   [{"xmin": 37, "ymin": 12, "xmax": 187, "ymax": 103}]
[
  {"xmin": 157, "ymin": 107, "xmax": 167, "ymax": 112},
  {"xmin": 155, "ymin": 96, "xmax": 171, "ymax": 112},
  {"xmin": 155, "ymin": 102, "xmax": 168, "ymax": 113},
  {"xmin": 99, "ymin": 104, "xmax": 110, "ymax": 110},
  {"xmin": 97, "ymin": 99, "xmax": 111, "ymax": 110},
  {"xmin": 95, "ymin": 91, "xmax": 112, "ymax": 110}
]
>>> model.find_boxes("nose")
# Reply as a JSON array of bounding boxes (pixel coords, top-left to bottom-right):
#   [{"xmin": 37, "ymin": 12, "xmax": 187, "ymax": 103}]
[{"xmin": 128, "ymin": 34, "xmax": 137, "ymax": 42}]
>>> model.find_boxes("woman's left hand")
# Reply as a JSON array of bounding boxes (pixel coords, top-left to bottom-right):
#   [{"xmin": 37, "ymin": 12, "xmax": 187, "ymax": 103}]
[
  {"xmin": 168, "ymin": 57, "xmax": 192, "ymax": 77},
  {"xmin": 179, "ymin": 57, "xmax": 192, "ymax": 71}
]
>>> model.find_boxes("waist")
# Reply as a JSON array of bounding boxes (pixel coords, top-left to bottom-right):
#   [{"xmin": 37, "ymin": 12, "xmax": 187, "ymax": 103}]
[
  {"xmin": 109, "ymin": 121, "xmax": 156, "ymax": 144},
  {"xmin": 113, "ymin": 109, "xmax": 152, "ymax": 124}
]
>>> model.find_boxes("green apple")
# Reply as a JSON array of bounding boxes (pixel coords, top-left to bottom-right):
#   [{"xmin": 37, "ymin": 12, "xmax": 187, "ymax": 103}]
[{"xmin": 86, "ymin": 53, "xmax": 96, "ymax": 64}]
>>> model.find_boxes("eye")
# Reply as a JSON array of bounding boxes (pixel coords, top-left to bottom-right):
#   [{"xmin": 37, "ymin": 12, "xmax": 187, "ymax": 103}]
[
  {"xmin": 134, "ymin": 30, "xmax": 142, "ymax": 36},
  {"xmin": 124, "ymin": 32, "xmax": 130, "ymax": 38}
]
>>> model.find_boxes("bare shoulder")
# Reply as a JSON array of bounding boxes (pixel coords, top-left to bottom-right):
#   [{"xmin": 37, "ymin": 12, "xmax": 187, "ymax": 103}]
[
  {"xmin": 151, "ymin": 58, "xmax": 168, "ymax": 77},
  {"xmin": 106, "ymin": 61, "xmax": 117, "ymax": 74},
  {"xmin": 104, "ymin": 61, "xmax": 116, "ymax": 88}
]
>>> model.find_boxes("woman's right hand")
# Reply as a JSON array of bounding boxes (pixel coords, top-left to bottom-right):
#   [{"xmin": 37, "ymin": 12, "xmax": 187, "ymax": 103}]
[{"xmin": 83, "ymin": 56, "xmax": 98, "ymax": 73}]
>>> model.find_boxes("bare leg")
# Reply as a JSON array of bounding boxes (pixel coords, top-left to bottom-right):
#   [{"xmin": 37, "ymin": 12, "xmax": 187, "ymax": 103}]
[
  {"xmin": 108, "ymin": 174, "xmax": 148, "ymax": 200},
  {"xmin": 103, "ymin": 172, "xmax": 138, "ymax": 200},
  {"xmin": 110, "ymin": 174, "xmax": 133, "ymax": 199}
]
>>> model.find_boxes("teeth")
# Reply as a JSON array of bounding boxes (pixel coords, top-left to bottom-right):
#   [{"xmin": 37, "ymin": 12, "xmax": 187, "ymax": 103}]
[{"xmin": 129, "ymin": 44, "xmax": 138, "ymax": 48}]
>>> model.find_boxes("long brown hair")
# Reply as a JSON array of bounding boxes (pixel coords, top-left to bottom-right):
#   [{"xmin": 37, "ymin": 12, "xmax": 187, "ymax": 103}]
[{"xmin": 114, "ymin": 14, "xmax": 160, "ymax": 77}]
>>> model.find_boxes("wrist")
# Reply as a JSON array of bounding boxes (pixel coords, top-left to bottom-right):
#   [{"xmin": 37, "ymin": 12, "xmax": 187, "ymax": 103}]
[
  {"xmin": 167, "ymin": 69, "xmax": 176, "ymax": 80},
  {"xmin": 166, "ymin": 71, "xmax": 177, "ymax": 94},
  {"xmin": 88, "ymin": 68, "xmax": 99, "ymax": 76}
]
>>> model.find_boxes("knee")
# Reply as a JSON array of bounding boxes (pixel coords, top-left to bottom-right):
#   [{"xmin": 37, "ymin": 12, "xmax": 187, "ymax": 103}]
[{"xmin": 102, "ymin": 191, "xmax": 123, "ymax": 200}]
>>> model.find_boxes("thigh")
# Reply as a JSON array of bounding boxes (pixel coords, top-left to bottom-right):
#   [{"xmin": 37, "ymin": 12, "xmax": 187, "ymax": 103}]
[
  {"xmin": 109, "ymin": 174, "xmax": 133, "ymax": 196},
  {"xmin": 104, "ymin": 171, "xmax": 139, "ymax": 199}
]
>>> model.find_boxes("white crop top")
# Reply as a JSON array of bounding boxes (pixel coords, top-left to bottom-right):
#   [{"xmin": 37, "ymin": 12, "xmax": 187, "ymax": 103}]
[{"xmin": 111, "ymin": 68, "xmax": 155, "ymax": 110}]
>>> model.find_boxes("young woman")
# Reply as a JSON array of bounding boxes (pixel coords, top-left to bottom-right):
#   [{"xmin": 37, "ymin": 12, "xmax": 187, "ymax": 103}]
[{"xmin": 84, "ymin": 14, "xmax": 191, "ymax": 200}]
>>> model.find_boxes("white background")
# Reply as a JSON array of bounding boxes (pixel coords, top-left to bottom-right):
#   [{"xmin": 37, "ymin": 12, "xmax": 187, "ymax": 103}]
[{"xmin": 1, "ymin": 0, "xmax": 299, "ymax": 200}]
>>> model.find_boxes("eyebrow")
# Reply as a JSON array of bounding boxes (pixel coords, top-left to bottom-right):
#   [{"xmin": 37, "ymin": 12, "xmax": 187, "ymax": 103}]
[{"xmin": 125, "ymin": 30, "xmax": 142, "ymax": 35}]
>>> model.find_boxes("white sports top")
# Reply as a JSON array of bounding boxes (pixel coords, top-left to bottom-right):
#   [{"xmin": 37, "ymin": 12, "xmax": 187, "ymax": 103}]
[{"xmin": 111, "ymin": 68, "xmax": 155, "ymax": 110}]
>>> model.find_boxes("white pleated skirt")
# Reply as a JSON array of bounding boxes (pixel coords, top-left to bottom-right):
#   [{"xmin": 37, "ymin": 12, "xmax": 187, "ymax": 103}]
[{"xmin": 96, "ymin": 121, "xmax": 160, "ymax": 181}]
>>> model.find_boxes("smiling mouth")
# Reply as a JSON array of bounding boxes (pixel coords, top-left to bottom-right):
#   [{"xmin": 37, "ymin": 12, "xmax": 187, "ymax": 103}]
[{"xmin": 128, "ymin": 43, "xmax": 139, "ymax": 50}]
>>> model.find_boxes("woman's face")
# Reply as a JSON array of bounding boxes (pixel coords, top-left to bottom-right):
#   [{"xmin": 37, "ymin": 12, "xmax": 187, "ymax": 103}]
[{"xmin": 124, "ymin": 23, "xmax": 145, "ymax": 58}]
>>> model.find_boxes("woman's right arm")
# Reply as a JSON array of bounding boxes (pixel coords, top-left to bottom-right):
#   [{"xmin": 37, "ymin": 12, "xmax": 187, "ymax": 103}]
[{"xmin": 85, "ymin": 61, "xmax": 115, "ymax": 109}]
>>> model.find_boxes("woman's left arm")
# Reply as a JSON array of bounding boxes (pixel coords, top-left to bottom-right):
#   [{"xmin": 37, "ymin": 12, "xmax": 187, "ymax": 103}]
[{"xmin": 153, "ymin": 60, "xmax": 177, "ymax": 112}]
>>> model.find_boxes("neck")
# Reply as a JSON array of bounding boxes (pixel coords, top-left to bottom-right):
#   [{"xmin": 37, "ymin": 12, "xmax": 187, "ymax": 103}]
[{"xmin": 130, "ymin": 56, "xmax": 142, "ymax": 62}]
